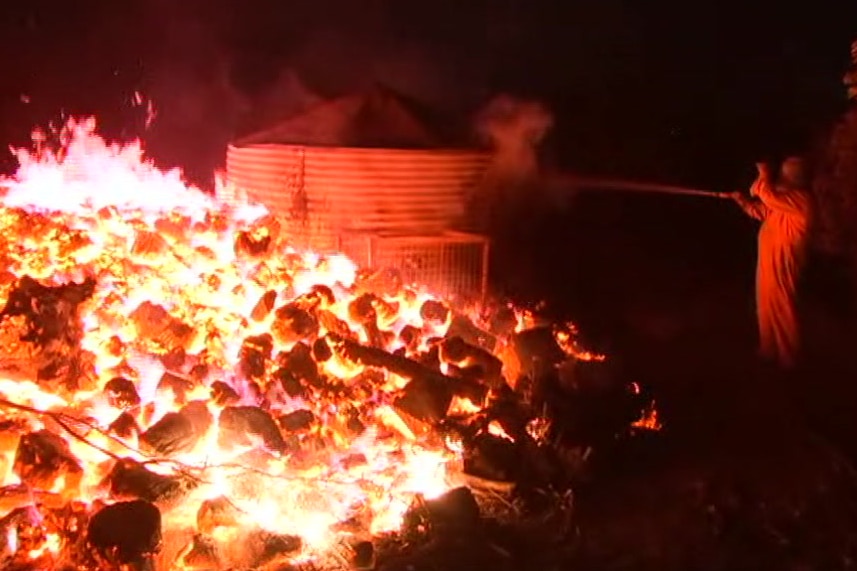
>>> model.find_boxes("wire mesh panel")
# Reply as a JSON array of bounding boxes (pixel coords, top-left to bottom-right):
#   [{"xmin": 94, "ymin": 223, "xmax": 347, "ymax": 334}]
[{"xmin": 338, "ymin": 231, "xmax": 490, "ymax": 303}]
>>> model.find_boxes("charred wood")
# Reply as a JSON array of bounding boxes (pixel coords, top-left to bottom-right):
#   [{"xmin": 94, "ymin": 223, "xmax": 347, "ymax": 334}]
[
  {"xmin": 239, "ymin": 333, "xmax": 274, "ymax": 379},
  {"xmin": 0, "ymin": 484, "xmax": 64, "ymax": 513},
  {"xmin": 510, "ymin": 327, "xmax": 566, "ymax": 385},
  {"xmin": 86, "ymin": 499, "xmax": 162, "ymax": 568},
  {"xmin": 139, "ymin": 401, "xmax": 211, "ymax": 457},
  {"xmin": 175, "ymin": 533, "xmax": 221, "ymax": 570},
  {"xmin": 349, "ymin": 293, "xmax": 386, "ymax": 348},
  {"xmin": 278, "ymin": 409, "xmax": 316, "ymax": 433},
  {"xmin": 419, "ymin": 299, "xmax": 450, "ymax": 327},
  {"xmin": 446, "ymin": 313, "xmax": 498, "ymax": 353},
  {"xmin": 209, "ymin": 380, "xmax": 240, "ymax": 406},
  {"xmin": 218, "ymin": 406, "xmax": 286, "ymax": 452},
  {"xmin": 234, "ymin": 229, "xmax": 272, "ymax": 257},
  {"xmin": 197, "ymin": 496, "xmax": 241, "ymax": 534},
  {"xmin": 103, "ymin": 458, "xmax": 194, "ymax": 505},
  {"xmin": 140, "ymin": 413, "xmax": 195, "ymax": 456},
  {"xmin": 407, "ymin": 487, "xmax": 481, "ymax": 534},
  {"xmin": 13, "ymin": 430, "xmax": 83, "ymax": 496},
  {"xmin": 244, "ymin": 529, "xmax": 302, "ymax": 568},
  {"xmin": 0, "ymin": 275, "xmax": 97, "ymax": 392},
  {"xmin": 156, "ymin": 371, "xmax": 195, "ymax": 405},
  {"xmin": 276, "ymin": 341, "xmax": 320, "ymax": 386},
  {"xmin": 463, "ymin": 434, "xmax": 521, "ymax": 483},
  {"xmin": 250, "ymin": 290, "xmax": 278, "ymax": 322},
  {"xmin": 274, "ymin": 368, "xmax": 307, "ymax": 398},
  {"xmin": 311, "ymin": 336, "xmax": 333, "ymax": 362},
  {"xmin": 270, "ymin": 303, "xmax": 319, "ymax": 344},
  {"xmin": 352, "ymin": 540, "xmax": 376, "ymax": 570},
  {"xmin": 107, "ymin": 412, "xmax": 139, "ymax": 439},
  {"xmin": 103, "ymin": 376, "xmax": 140, "ymax": 410},
  {"xmin": 129, "ymin": 301, "xmax": 194, "ymax": 351}
]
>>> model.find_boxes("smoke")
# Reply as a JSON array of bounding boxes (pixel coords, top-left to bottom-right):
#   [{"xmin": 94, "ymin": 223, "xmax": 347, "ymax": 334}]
[
  {"xmin": 475, "ymin": 95, "xmax": 554, "ymax": 183},
  {"xmin": 136, "ymin": 0, "xmax": 249, "ymax": 188},
  {"xmin": 466, "ymin": 95, "xmax": 556, "ymax": 230}
]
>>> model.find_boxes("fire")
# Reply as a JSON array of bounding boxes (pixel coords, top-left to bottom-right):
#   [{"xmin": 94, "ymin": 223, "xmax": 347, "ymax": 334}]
[{"xmin": 0, "ymin": 116, "xmax": 572, "ymax": 569}]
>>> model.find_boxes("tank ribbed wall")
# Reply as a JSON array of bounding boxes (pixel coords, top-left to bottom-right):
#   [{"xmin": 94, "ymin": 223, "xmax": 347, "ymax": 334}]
[{"xmin": 226, "ymin": 144, "xmax": 491, "ymax": 251}]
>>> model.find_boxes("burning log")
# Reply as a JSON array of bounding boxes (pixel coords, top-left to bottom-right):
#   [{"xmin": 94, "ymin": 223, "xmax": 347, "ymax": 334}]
[
  {"xmin": 399, "ymin": 324, "xmax": 422, "ymax": 353},
  {"xmin": 250, "ymin": 290, "xmax": 278, "ymax": 321},
  {"xmin": 311, "ymin": 336, "xmax": 333, "ymax": 362},
  {"xmin": 349, "ymin": 293, "xmax": 386, "ymax": 348},
  {"xmin": 317, "ymin": 308, "xmax": 353, "ymax": 338},
  {"xmin": 131, "ymin": 230, "xmax": 170, "ymax": 257},
  {"xmin": 107, "ymin": 412, "xmax": 139, "ymax": 439},
  {"xmin": 0, "ymin": 506, "xmax": 56, "ymax": 567},
  {"xmin": 243, "ymin": 529, "xmax": 302, "ymax": 568},
  {"xmin": 463, "ymin": 434, "xmax": 521, "ymax": 483},
  {"xmin": 218, "ymin": 406, "xmax": 287, "ymax": 452},
  {"xmin": 278, "ymin": 409, "xmax": 316, "ymax": 433},
  {"xmin": 0, "ymin": 275, "xmax": 97, "ymax": 393},
  {"xmin": 103, "ymin": 458, "xmax": 194, "ymax": 505},
  {"xmin": 328, "ymin": 334, "xmax": 454, "ymax": 422},
  {"xmin": 209, "ymin": 380, "xmax": 240, "ymax": 406},
  {"xmin": 13, "ymin": 430, "xmax": 83, "ymax": 497},
  {"xmin": 274, "ymin": 369, "xmax": 307, "ymax": 399},
  {"xmin": 0, "ymin": 485, "xmax": 64, "ymax": 515},
  {"xmin": 156, "ymin": 371, "xmax": 195, "ymax": 404},
  {"xmin": 140, "ymin": 401, "xmax": 212, "ymax": 456},
  {"xmin": 277, "ymin": 341, "xmax": 320, "ymax": 387},
  {"xmin": 103, "ymin": 376, "xmax": 141, "ymax": 409},
  {"xmin": 329, "ymin": 334, "xmax": 489, "ymax": 422},
  {"xmin": 420, "ymin": 299, "xmax": 450, "ymax": 326},
  {"xmin": 234, "ymin": 216, "xmax": 280, "ymax": 258},
  {"xmin": 270, "ymin": 303, "xmax": 319, "ymax": 345},
  {"xmin": 139, "ymin": 412, "xmax": 196, "ymax": 457},
  {"xmin": 510, "ymin": 327, "xmax": 567, "ymax": 377},
  {"xmin": 352, "ymin": 540, "xmax": 375, "ymax": 570},
  {"xmin": 234, "ymin": 230, "xmax": 272, "ymax": 257},
  {"xmin": 239, "ymin": 333, "xmax": 274, "ymax": 380},
  {"xmin": 86, "ymin": 499, "xmax": 162, "ymax": 569},
  {"xmin": 439, "ymin": 336, "xmax": 504, "ymax": 388},
  {"xmin": 395, "ymin": 376, "xmax": 454, "ymax": 425},
  {"xmin": 197, "ymin": 496, "xmax": 241, "ymax": 534},
  {"xmin": 446, "ymin": 312, "xmax": 498, "ymax": 353},
  {"xmin": 129, "ymin": 301, "xmax": 194, "ymax": 351},
  {"xmin": 160, "ymin": 346, "xmax": 186, "ymax": 370},
  {"xmin": 404, "ymin": 487, "xmax": 481, "ymax": 537},
  {"xmin": 175, "ymin": 534, "xmax": 221, "ymax": 570}
]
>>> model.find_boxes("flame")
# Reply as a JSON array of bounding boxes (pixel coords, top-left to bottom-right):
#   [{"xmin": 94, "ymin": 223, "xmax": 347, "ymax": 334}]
[
  {"xmin": 0, "ymin": 116, "xmax": 562, "ymax": 567},
  {"xmin": 0, "ymin": 116, "xmax": 613, "ymax": 568}
]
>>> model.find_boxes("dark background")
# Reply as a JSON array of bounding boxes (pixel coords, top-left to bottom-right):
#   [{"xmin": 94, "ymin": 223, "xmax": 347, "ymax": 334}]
[{"xmin": 0, "ymin": 0, "xmax": 855, "ymax": 355}]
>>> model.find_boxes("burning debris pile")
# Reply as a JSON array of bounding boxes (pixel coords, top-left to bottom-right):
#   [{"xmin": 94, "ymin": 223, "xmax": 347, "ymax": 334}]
[{"xmin": 0, "ymin": 117, "xmax": 654, "ymax": 570}]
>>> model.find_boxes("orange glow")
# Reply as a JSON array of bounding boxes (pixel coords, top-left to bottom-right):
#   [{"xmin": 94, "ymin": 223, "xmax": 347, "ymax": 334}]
[
  {"xmin": 0, "ymin": 117, "xmax": 479, "ymax": 565},
  {"xmin": 0, "ymin": 116, "xmax": 623, "ymax": 568}
]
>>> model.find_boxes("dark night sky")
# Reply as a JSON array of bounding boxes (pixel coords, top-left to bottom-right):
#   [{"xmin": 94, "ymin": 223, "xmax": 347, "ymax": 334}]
[{"xmin": 0, "ymin": 0, "xmax": 854, "ymax": 189}]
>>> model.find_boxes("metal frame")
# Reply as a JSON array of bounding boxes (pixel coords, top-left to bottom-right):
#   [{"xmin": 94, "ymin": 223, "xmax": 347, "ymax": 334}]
[{"xmin": 337, "ymin": 231, "xmax": 490, "ymax": 304}]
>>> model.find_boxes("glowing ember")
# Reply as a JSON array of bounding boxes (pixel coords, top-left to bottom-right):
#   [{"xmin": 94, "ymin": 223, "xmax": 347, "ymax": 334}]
[
  {"xmin": 0, "ymin": 116, "xmax": 582, "ymax": 569},
  {"xmin": 0, "ymin": 116, "xmax": 641, "ymax": 569}
]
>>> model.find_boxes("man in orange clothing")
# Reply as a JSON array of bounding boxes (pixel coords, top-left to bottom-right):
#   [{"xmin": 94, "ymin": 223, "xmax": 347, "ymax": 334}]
[{"xmin": 729, "ymin": 158, "xmax": 812, "ymax": 368}]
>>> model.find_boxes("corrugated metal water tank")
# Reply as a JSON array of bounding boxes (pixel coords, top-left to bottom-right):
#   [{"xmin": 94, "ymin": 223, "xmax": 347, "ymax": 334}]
[{"xmin": 225, "ymin": 143, "xmax": 491, "ymax": 251}]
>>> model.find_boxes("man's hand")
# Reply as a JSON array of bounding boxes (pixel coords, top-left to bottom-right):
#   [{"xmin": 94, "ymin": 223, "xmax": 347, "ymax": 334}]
[
  {"xmin": 725, "ymin": 191, "xmax": 745, "ymax": 202},
  {"xmin": 755, "ymin": 162, "xmax": 771, "ymax": 178}
]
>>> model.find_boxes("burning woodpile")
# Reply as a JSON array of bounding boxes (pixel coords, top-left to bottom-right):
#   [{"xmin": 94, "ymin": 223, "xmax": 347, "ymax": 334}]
[{"xmin": 0, "ymin": 117, "xmax": 656, "ymax": 570}]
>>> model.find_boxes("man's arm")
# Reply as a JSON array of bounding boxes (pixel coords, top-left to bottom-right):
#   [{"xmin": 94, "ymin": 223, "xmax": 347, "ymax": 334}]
[
  {"xmin": 754, "ymin": 176, "xmax": 810, "ymax": 216},
  {"xmin": 731, "ymin": 192, "xmax": 768, "ymax": 220}
]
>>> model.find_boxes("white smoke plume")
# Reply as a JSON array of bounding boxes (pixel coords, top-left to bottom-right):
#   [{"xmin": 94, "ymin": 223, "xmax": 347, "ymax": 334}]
[
  {"xmin": 475, "ymin": 95, "xmax": 554, "ymax": 185},
  {"xmin": 465, "ymin": 95, "xmax": 555, "ymax": 229}
]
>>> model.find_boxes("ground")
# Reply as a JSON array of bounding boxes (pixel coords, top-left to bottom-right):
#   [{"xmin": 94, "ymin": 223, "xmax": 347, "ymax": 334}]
[{"xmin": 483, "ymin": 192, "xmax": 857, "ymax": 570}]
